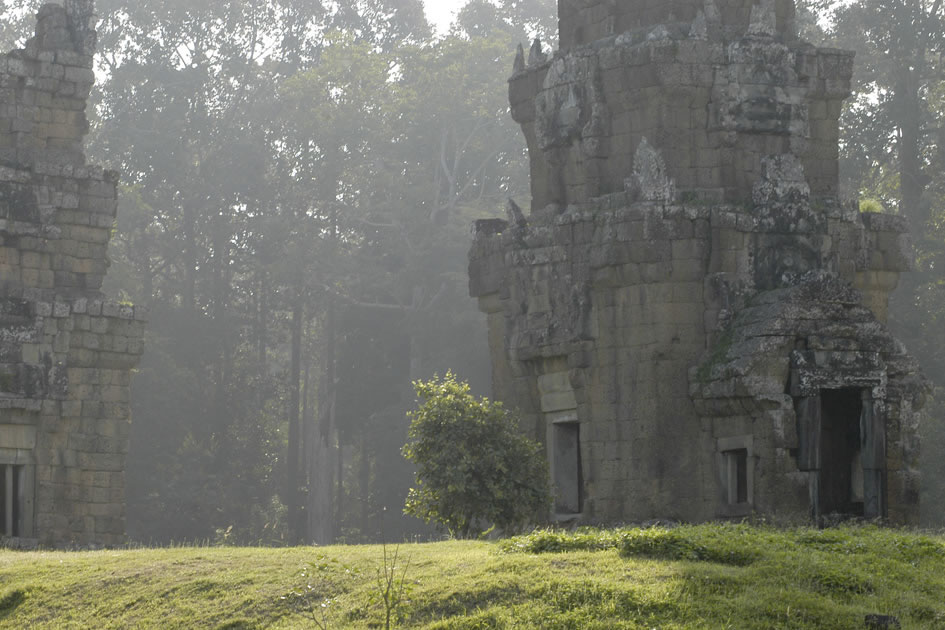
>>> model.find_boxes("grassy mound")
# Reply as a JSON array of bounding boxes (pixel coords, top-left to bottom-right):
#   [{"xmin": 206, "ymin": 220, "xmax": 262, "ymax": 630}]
[{"xmin": 1, "ymin": 523, "xmax": 943, "ymax": 628}]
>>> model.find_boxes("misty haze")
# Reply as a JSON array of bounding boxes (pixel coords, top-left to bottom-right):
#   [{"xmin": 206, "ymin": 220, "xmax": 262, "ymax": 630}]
[{"xmin": 0, "ymin": 0, "xmax": 944, "ymax": 627}]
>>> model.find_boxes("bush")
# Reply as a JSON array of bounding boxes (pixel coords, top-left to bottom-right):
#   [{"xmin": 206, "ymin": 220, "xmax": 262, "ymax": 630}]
[
  {"xmin": 402, "ymin": 373, "xmax": 550, "ymax": 538},
  {"xmin": 859, "ymin": 198, "xmax": 886, "ymax": 214}
]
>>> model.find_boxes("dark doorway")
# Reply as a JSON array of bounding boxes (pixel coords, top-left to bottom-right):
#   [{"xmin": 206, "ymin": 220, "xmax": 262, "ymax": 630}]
[
  {"xmin": 1, "ymin": 464, "xmax": 22, "ymax": 537},
  {"xmin": 553, "ymin": 422, "xmax": 582, "ymax": 514},
  {"xmin": 819, "ymin": 389, "xmax": 864, "ymax": 517}
]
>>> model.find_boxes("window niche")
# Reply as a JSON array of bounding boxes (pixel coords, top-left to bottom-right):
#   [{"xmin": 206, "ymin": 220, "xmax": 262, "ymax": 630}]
[
  {"xmin": 537, "ymin": 362, "xmax": 583, "ymax": 518},
  {"xmin": 551, "ymin": 418, "xmax": 582, "ymax": 515},
  {"xmin": 718, "ymin": 436, "xmax": 754, "ymax": 516},
  {"xmin": 1, "ymin": 462, "xmax": 33, "ymax": 538}
]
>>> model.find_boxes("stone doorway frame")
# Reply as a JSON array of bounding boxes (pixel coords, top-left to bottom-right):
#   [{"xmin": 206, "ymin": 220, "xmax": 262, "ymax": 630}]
[
  {"xmin": 0, "ymin": 450, "xmax": 35, "ymax": 539},
  {"xmin": 793, "ymin": 379, "xmax": 887, "ymax": 522},
  {"xmin": 789, "ymin": 348, "xmax": 889, "ymax": 523}
]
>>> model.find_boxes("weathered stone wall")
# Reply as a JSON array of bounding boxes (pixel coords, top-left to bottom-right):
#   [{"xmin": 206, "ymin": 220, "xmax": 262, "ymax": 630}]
[
  {"xmin": 558, "ymin": 0, "xmax": 797, "ymax": 49},
  {"xmin": 513, "ymin": 6, "xmax": 852, "ymax": 211},
  {"xmin": 0, "ymin": 1, "xmax": 145, "ymax": 547},
  {"xmin": 471, "ymin": 192, "xmax": 922, "ymax": 523},
  {"xmin": 471, "ymin": 0, "xmax": 924, "ymax": 525}
]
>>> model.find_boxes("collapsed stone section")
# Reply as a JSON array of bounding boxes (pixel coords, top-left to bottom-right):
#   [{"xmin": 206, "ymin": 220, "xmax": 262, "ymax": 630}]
[
  {"xmin": 1, "ymin": 1, "xmax": 145, "ymax": 547},
  {"xmin": 471, "ymin": 0, "xmax": 925, "ymax": 525}
]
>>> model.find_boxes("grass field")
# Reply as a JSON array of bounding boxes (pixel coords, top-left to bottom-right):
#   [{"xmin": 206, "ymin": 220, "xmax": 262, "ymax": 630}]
[{"xmin": 1, "ymin": 523, "xmax": 944, "ymax": 629}]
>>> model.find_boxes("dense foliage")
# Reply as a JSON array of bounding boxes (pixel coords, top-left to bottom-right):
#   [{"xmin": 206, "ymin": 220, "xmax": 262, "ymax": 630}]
[{"xmin": 403, "ymin": 374, "xmax": 551, "ymax": 538}]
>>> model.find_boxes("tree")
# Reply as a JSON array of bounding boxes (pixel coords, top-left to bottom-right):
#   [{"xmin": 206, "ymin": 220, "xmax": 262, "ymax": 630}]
[
  {"xmin": 402, "ymin": 373, "xmax": 550, "ymax": 538},
  {"xmin": 811, "ymin": 0, "xmax": 944, "ymax": 231}
]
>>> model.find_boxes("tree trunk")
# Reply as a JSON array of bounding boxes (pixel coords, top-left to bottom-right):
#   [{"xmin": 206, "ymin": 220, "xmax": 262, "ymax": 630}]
[
  {"xmin": 212, "ymin": 213, "xmax": 231, "ymax": 432},
  {"xmin": 135, "ymin": 213, "xmax": 154, "ymax": 305},
  {"xmin": 287, "ymin": 294, "xmax": 303, "ymax": 544},
  {"xmin": 309, "ymin": 294, "xmax": 337, "ymax": 544},
  {"xmin": 301, "ymin": 355, "xmax": 312, "ymax": 515},
  {"xmin": 256, "ymin": 267, "xmax": 268, "ymax": 378},
  {"xmin": 182, "ymin": 201, "xmax": 197, "ymax": 312},
  {"xmin": 336, "ymin": 422, "xmax": 344, "ymax": 530},
  {"xmin": 360, "ymin": 428, "xmax": 371, "ymax": 538},
  {"xmin": 897, "ymin": 68, "xmax": 925, "ymax": 232}
]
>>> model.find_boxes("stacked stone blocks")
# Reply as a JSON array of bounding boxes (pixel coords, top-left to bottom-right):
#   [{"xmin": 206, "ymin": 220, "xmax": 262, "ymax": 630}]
[{"xmin": 1, "ymin": 1, "xmax": 145, "ymax": 547}]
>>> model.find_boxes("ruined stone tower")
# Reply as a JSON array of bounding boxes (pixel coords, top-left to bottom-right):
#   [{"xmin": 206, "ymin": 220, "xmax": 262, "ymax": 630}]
[
  {"xmin": 0, "ymin": 1, "xmax": 145, "ymax": 546},
  {"xmin": 469, "ymin": 0, "xmax": 925, "ymax": 524}
]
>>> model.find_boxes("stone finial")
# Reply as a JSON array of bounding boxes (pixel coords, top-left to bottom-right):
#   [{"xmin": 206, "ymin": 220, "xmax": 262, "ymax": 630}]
[
  {"xmin": 752, "ymin": 154, "xmax": 810, "ymax": 206},
  {"xmin": 513, "ymin": 43, "xmax": 525, "ymax": 74},
  {"xmin": 690, "ymin": 10, "xmax": 708, "ymax": 39},
  {"xmin": 528, "ymin": 38, "xmax": 546, "ymax": 66},
  {"xmin": 747, "ymin": 0, "xmax": 777, "ymax": 38},
  {"xmin": 625, "ymin": 137, "xmax": 676, "ymax": 203},
  {"xmin": 505, "ymin": 198, "xmax": 527, "ymax": 228},
  {"xmin": 704, "ymin": 0, "xmax": 722, "ymax": 24},
  {"xmin": 696, "ymin": 0, "xmax": 722, "ymax": 38}
]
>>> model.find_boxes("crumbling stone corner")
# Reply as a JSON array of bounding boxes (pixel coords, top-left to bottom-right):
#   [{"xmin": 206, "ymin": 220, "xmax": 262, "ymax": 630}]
[{"xmin": 0, "ymin": 1, "xmax": 145, "ymax": 547}]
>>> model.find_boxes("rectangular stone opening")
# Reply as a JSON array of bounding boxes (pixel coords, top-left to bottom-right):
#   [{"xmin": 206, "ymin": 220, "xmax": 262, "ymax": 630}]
[
  {"xmin": 819, "ymin": 388, "xmax": 864, "ymax": 517},
  {"xmin": 725, "ymin": 448, "xmax": 748, "ymax": 504},
  {"xmin": 717, "ymin": 435, "xmax": 753, "ymax": 515},
  {"xmin": 1, "ymin": 464, "xmax": 25, "ymax": 537},
  {"xmin": 552, "ymin": 421, "xmax": 582, "ymax": 515}
]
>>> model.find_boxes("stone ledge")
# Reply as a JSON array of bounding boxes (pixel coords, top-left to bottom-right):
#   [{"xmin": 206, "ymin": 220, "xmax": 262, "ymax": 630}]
[{"xmin": 29, "ymin": 299, "xmax": 149, "ymax": 322}]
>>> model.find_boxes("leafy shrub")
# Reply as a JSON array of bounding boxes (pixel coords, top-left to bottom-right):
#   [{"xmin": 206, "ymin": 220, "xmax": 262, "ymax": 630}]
[
  {"xmin": 859, "ymin": 198, "xmax": 886, "ymax": 213},
  {"xmin": 402, "ymin": 373, "xmax": 551, "ymax": 538}
]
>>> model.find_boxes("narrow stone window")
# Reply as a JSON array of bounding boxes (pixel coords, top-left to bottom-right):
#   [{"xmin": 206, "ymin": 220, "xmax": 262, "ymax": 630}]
[
  {"xmin": 717, "ymin": 436, "xmax": 753, "ymax": 514},
  {"xmin": 725, "ymin": 448, "xmax": 748, "ymax": 505},
  {"xmin": 552, "ymin": 422, "xmax": 582, "ymax": 514},
  {"xmin": 1, "ymin": 464, "xmax": 24, "ymax": 537}
]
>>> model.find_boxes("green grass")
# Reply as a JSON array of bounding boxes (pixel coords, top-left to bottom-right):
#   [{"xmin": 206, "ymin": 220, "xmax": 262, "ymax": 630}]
[{"xmin": 1, "ymin": 523, "xmax": 944, "ymax": 628}]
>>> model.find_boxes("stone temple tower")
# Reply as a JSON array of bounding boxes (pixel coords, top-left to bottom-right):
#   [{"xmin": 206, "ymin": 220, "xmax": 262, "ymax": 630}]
[
  {"xmin": 0, "ymin": 1, "xmax": 145, "ymax": 546},
  {"xmin": 469, "ymin": 0, "xmax": 926, "ymax": 524}
]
